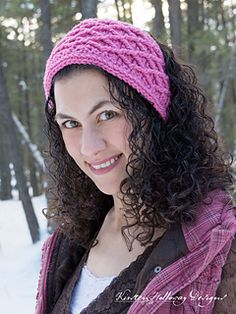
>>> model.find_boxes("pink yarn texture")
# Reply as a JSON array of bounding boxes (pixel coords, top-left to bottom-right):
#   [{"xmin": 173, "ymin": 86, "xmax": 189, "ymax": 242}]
[{"xmin": 44, "ymin": 18, "xmax": 171, "ymax": 120}]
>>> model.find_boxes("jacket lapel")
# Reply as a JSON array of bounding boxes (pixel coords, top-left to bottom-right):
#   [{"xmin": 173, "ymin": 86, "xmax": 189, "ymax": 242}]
[{"xmin": 134, "ymin": 223, "xmax": 189, "ymax": 294}]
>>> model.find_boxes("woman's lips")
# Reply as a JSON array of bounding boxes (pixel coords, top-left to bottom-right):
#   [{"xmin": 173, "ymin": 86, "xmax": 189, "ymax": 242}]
[{"xmin": 88, "ymin": 154, "xmax": 122, "ymax": 175}]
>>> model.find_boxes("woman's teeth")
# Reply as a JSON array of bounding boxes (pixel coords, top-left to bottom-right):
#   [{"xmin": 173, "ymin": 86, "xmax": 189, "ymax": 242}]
[{"xmin": 91, "ymin": 154, "xmax": 121, "ymax": 170}]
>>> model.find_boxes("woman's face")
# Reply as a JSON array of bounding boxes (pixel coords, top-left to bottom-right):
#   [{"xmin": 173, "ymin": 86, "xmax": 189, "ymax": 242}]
[{"xmin": 54, "ymin": 69, "xmax": 133, "ymax": 195}]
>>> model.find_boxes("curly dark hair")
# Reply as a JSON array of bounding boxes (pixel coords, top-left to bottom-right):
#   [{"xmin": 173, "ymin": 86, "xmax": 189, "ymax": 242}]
[{"xmin": 44, "ymin": 41, "xmax": 234, "ymax": 250}]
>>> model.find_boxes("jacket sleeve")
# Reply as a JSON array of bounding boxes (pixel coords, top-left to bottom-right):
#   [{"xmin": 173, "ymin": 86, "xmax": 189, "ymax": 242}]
[
  {"xmin": 34, "ymin": 232, "xmax": 58, "ymax": 314},
  {"xmin": 213, "ymin": 236, "xmax": 236, "ymax": 314}
]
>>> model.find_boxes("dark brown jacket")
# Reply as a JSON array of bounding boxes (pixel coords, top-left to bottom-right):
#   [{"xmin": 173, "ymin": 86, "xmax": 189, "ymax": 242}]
[{"xmin": 35, "ymin": 224, "xmax": 236, "ymax": 313}]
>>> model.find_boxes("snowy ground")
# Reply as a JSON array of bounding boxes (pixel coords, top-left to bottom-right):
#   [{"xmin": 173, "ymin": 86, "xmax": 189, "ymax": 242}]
[{"xmin": 0, "ymin": 195, "xmax": 48, "ymax": 314}]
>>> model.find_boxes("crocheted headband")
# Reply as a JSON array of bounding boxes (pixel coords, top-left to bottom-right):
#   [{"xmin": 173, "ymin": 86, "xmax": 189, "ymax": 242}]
[{"xmin": 44, "ymin": 18, "xmax": 171, "ymax": 120}]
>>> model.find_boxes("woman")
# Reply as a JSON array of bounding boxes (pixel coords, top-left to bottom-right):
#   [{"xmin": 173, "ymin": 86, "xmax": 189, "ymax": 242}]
[{"xmin": 35, "ymin": 18, "xmax": 236, "ymax": 313}]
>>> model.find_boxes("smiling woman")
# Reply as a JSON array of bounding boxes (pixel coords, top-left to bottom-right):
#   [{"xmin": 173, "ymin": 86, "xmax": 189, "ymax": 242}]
[
  {"xmin": 53, "ymin": 69, "xmax": 132, "ymax": 195},
  {"xmin": 35, "ymin": 19, "xmax": 236, "ymax": 314}
]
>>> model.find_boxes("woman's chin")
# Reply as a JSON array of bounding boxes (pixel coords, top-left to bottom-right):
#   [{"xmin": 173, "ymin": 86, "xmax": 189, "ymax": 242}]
[
  {"xmin": 97, "ymin": 187, "xmax": 119, "ymax": 196},
  {"xmin": 95, "ymin": 183, "xmax": 121, "ymax": 196}
]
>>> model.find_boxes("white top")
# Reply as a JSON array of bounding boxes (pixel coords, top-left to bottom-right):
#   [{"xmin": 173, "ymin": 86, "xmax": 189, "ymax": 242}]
[{"xmin": 70, "ymin": 264, "xmax": 116, "ymax": 313}]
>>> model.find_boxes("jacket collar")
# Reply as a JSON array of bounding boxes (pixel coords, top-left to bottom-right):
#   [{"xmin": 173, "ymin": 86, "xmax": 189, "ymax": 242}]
[{"xmin": 134, "ymin": 223, "xmax": 189, "ymax": 294}]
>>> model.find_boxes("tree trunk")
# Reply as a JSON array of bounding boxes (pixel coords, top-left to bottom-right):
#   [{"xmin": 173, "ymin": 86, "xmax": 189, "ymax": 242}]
[
  {"xmin": 40, "ymin": 0, "xmax": 56, "ymax": 233},
  {"xmin": 151, "ymin": 0, "xmax": 166, "ymax": 39},
  {"xmin": 187, "ymin": 0, "xmax": 199, "ymax": 62},
  {"xmin": 168, "ymin": 0, "xmax": 181, "ymax": 52},
  {"xmin": 29, "ymin": 155, "xmax": 40, "ymax": 196},
  {"xmin": 12, "ymin": 113, "xmax": 44, "ymax": 169},
  {"xmin": 0, "ymin": 59, "xmax": 40, "ymax": 243},
  {"xmin": 21, "ymin": 47, "xmax": 40, "ymax": 197},
  {"xmin": 80, "ymin": 0, "xmax": 98, "ymax": 19},
  {"xmin": 40, "ymin": 0, "xmax": 53, "ymax": 65},
  {"xmin": 0, "ymin": 17, "xmax": 12, "ymax": 200},
  {"xmin": 0, "ymin": 123, "xmax": 12, "ymax": 200}
]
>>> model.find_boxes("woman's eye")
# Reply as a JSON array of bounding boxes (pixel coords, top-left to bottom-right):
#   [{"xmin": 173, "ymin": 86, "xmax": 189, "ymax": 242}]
[
  {"xmin": 62, "ymin": 120, "xmax": 79, "ymax": 129},
  {"xmin": 99, "ymin": 111, "xmax": 117, "ymax": 121}
]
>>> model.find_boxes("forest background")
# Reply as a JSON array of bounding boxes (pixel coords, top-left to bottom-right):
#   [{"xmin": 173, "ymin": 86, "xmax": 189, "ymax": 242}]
[{"xmin": 0, "ymin": 0, "xmax": 236, "ymax": 244}]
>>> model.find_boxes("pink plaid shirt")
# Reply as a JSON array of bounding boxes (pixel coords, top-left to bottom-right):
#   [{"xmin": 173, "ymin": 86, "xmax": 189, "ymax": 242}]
[{"xmin": 128, "ymin": 190, "xmax": 236, "ymax": 313}]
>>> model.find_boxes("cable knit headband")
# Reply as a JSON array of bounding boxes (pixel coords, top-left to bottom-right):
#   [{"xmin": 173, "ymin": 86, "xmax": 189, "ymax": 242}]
[{"xmin": 44, "ymin": 18, "xmax": 171, "ymax": 120}]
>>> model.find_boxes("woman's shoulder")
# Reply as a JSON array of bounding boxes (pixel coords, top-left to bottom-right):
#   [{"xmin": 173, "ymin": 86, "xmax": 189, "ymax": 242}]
[
  {"xmin": 184, "ymin": 189, "xmax": 235, "ymax": 227},
  {"xmin": 200, "ymin": 189, "xmax": 234, "ymax": 211},
  {"xmin": 181, "ymin": 188, "xmax": 236, "ymax": 253}
]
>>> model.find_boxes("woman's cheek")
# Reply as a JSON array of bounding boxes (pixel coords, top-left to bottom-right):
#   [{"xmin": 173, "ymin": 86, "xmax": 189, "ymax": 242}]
[{"xmin": 62, "ymin": 133, "xmax": 80, "ymax": 158}]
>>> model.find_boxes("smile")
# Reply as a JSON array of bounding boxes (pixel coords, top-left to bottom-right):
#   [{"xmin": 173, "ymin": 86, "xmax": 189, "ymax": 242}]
[
  {"xmin": 91, "ymin": 154, "xmax": 122, "ymax": 169},
  {"xmin": 88, "ymin": 154, "xmax": 123, "ymax": 175}
]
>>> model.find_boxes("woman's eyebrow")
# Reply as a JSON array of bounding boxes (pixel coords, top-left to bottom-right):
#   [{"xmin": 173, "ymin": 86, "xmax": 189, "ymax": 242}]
[
  {"xmin": 55, "ymin": 100, "xmax": 112, "ymax": 120},
  {"xmin": 88, "ymin": 100, "xmax": 112, "ymax": 116}
]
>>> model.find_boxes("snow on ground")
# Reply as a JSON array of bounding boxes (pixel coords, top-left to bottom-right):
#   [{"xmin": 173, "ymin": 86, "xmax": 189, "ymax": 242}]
[{"xmin": 0, "ymin": 195, "xmax": 48, "ymax": 314}]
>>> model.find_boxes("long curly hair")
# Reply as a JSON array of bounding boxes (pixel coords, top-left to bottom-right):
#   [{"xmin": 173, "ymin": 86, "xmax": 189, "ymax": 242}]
[{"xmin": 44, "ymin": 41, "xmax": 234, "ymax": 250}]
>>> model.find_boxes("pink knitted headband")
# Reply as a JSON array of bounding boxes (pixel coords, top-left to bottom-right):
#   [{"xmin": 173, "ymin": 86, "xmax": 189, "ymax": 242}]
[{"xmin": 44, "ymin": 18, "xmax": 170, "ymax": 120}]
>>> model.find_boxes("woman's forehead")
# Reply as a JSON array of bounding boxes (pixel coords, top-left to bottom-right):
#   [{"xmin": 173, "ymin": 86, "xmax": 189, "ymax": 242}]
[{"xmin": 54, "ymin": 71, "xmax": 123, "ymax": 117}]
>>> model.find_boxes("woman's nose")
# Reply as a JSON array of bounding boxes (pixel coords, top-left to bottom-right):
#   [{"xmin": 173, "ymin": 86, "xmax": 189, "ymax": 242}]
[{"xmin": 80, "ymin": 127, "xmax": 106, "ymax": 157}]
